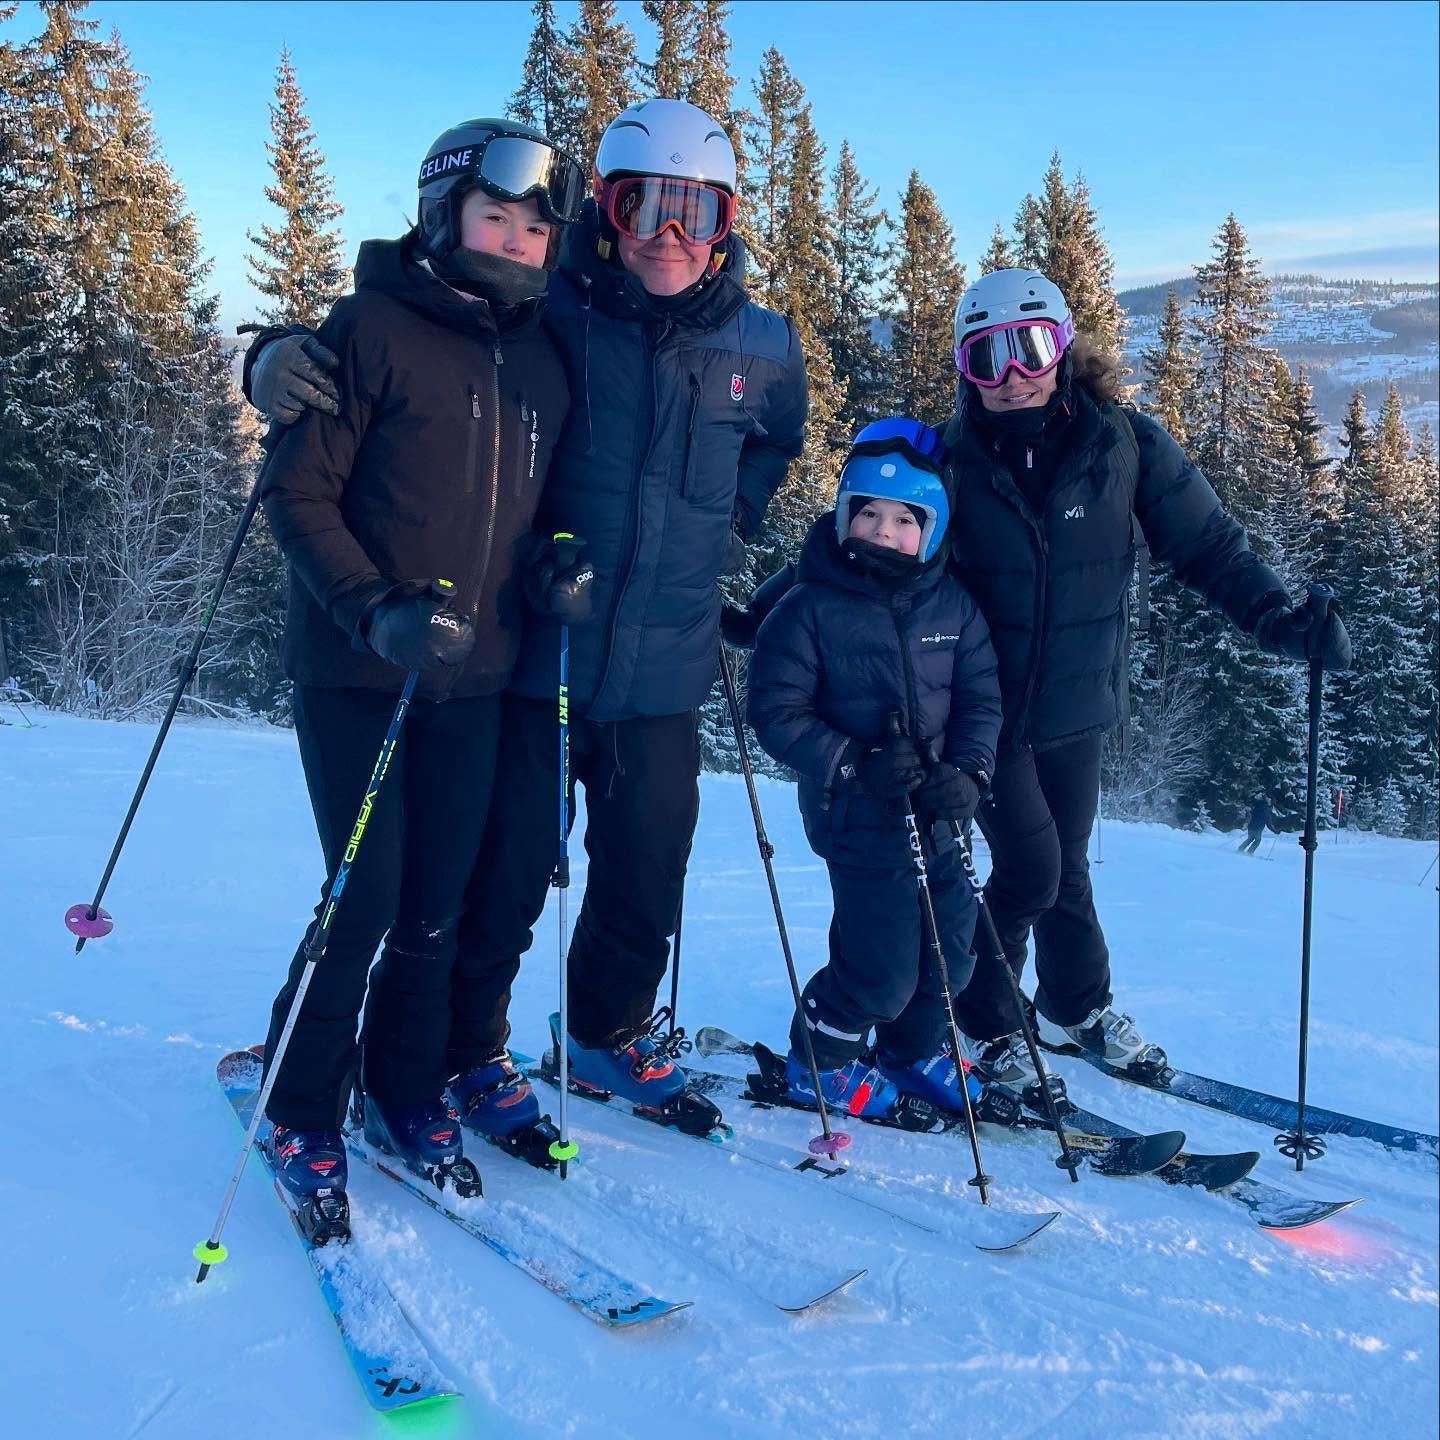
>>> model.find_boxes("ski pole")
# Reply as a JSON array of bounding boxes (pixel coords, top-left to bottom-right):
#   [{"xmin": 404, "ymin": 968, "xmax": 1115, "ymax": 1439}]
[
  {"xmin": 195, "ymin": 658, "xmax": 424, "ymax": 1282},
  {"xmin": 667, "ymin": 887, "xmax": 684, "ymax": 1039},
  {"xmin": 67, "ymin": 471, "xmax": 266, "ymax": 951},
  {"xmin": 945, "ymin": 815, "xmax": 1081, "ymax": 1182},
  {"xmin": 888, "ymin": 715, "xmax": 992, "ymax": 1202},
  {"xmin": 1277, "ymin": 583, "xmax": 1333, "ymax": 1170},
  {"xmin": 1094, "ymin": 791, "xmax": 1104, "ymax": 865},
  {"xmin": 719, "ymin": 646, "xmax": 850, "ymax": 1158},
  {"xmin": 548, "ymin": 535, "xmax": 582, "ymax": 1180},
  {"xmin": 1420, "ymin": 852, "xmax": 1438, "ymax": 887}
]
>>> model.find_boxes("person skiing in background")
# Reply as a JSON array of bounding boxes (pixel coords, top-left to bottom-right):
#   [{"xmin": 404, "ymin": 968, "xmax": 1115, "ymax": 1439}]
[
  {"xmin": 746, "ymin": 420, "xmax": 1001, "ymax": 1120},
  {"xmin": 1239, "ymin": 791, "xmax": 1271, "ymax": 854},
  {"xmin": 938, "ymin": 268, "xmax": 1352, "ymax": 1090},
  {"xmin": 247, "ymin": 98, "xmax": 809, "ymax": 1137},
  {"xmin": 254, "ymin": 118, "xmax": 585, "ymax": 1201}
]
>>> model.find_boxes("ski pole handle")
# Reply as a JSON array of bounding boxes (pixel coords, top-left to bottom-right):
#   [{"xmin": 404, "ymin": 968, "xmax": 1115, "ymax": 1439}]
[{"xmin": 1305, "ymin": 582, "xmax": 1333, "ymax": 625}]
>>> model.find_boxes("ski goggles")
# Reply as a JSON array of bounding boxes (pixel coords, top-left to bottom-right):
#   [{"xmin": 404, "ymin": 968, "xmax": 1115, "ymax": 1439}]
[
  {"xmin": 419, "ymin": 132, "xmax": 586, "ymax": 226},
  {"xmin": 845, "ymin": 416, "xmax": 946, "ymax": 474},
  {"xmin": 598, "ymin": 174, "xmax": 736, "ymax": 247},
  {"xmin": 956, "ymin": 317, "xmax": 1074, "ymax": 388}
]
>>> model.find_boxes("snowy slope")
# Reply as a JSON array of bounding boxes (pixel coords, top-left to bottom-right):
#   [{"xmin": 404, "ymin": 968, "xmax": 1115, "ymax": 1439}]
[{"xmin": 3, "ymin": 711, "xmax": 1437, "ymax": 1439}]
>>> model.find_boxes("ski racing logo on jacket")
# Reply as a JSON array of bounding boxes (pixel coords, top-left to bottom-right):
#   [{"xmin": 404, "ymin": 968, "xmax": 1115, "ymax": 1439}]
[
  {"xmin": 730, "ymin": 373, "xmax": 746, "ymax": 404},
  {"xmin": 522, "ymin": 405, "xmax": 540, "ymax": 478},
  {"xmin": 920, "ymin": 633, "xmax": 960, "ymax": 644}
]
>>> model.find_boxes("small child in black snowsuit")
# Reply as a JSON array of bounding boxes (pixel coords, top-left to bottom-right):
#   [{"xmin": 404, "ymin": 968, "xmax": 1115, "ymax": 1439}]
[{"xmin": 747, "ymin": 419, "xmax": 1002, "ymax": 1119}]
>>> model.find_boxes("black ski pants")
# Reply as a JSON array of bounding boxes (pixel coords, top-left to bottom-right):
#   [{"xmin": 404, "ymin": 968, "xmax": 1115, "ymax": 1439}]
[
  {"xmin": 446, "ymin": 693, "xmax": 700, "ymax": 1069},
  {"xmin": 956, "ymin": 734, "xmax": 1109, "ymax": 1042},
  {"xmin": 263, "ymin": 685, "xmax": 501, "ymax": 1129},
  {"xmin": 791, "ymin": 838, "xmax": 978, "ymax": 1070},
  {"xmin": 1238, "ymin": 829, "xmax": 1263, "ymax": 854}
]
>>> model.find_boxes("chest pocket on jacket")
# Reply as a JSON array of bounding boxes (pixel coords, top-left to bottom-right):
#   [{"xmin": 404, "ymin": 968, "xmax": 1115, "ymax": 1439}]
[{"xmin": 678, "ymin": 365, "xmax": 753, "ymax": 507}]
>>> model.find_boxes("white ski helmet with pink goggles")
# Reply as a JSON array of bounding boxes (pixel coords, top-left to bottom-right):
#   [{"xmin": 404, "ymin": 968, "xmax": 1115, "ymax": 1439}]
[{"xmin": 954, "ymin": 269, "xmax": 1074, "ymax": 388}]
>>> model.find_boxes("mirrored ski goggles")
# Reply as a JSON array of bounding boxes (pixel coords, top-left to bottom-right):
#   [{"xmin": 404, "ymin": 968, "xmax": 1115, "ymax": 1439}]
[
  {"xmin": 420, "ymin": 133, "xmax": 586, "ymax": 225},
  {"xmin": 599, "ymin": 174, "xmax": 735, "ymax": 246},
  {"xmin": 846, "ymin": 417, "xmax": 946, "ymax": 474},
  {"xmin": 957, "ymin": 317, "xmax": 1074, "ymax": 388}
]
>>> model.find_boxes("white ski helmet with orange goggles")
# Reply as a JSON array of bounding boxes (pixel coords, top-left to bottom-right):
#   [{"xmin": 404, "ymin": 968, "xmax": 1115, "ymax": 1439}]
[
  {"xmin": 594, "ymin": 98, "xmax": 737, "ymax": 247},
  {"xmin": 954, "ymin": 269, "xmax": 1074, "ymax": 388}
]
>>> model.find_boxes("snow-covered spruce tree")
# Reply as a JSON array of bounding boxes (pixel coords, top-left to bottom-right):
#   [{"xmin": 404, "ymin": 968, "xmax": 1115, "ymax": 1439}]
[
  {"xmin": 508, "ymin": 0, "xmax": 582, "ymax": 161},
  {"xmin": 684, "ymin": 1, "xmax": 744, "ymax": 190},
  {"xmin": 18, "ymin": 4, "xmax": 256, "ymax": 714},
  {"xmin": 742, "ymin": 46, "xmax": 802, "ymax": 305},
  {"xmin": 977, "ymin": 221, "xmax": 1015, "ymax": 275},
  {"xmin": 707, "ymin": 59, "xmax": 843, "ymax": 774},
  {"xmin": 1010, "ymin": 152, "xmax": 1124, "ymax": 357},
  {"xmin": 0, "ymin": 7, "xmax": 70, "ymax": 682},
  {"xmin": 886, "ymin": 169, "xmax": 963, "ymax": 428},
  {"xmin": 1142, "ymin": 286, "xmax": 1195, "ymax": 446},
  {"xmin": 642, "ymin": 0, "xmax": 695, "ymax": 98},
  {"xmin": 244, "ymin": 46, "xmax": 346, "ymax": 330},
  {"xmin": 568, "ymin": 0, "xmax": 639, "ymax": 169},
  {"xmin": 823, "ymin": 139, "xmax": 889, "ymax": 432},
  {"xmin": 1150, "ymin": 214, "xmax": 1305, "ymax": 826}
]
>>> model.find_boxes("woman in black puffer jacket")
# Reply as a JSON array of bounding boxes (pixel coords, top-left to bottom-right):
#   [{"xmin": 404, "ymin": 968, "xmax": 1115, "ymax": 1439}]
[{"xmin": 942, "ymin": 268, "xmax": 1351, "ymax": 1089}]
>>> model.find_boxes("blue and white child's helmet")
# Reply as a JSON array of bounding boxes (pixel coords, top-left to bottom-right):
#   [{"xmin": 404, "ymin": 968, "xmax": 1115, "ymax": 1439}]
[{"xmin": 834, "ymin": 417, "xmax": 950, "ymax": 562}]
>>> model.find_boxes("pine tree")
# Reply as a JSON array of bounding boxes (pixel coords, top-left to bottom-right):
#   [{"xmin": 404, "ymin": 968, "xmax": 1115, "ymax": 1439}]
[
  {"xmin": 824, "ymin": 139, "xmax": 888, "ymax": 431},
  {"xmin": 687, "ymin": 1, "xmax": 739, "ymax": 136},
  {"xmin": 1012, "ymin": 193, "xmax": 1043, "ymax": 269},
  {"xmin": 886, "ymin": 170, "xmax": 963, "ymax": 427},
  {"xmin": 978, "ymin": 222, "xmax": 1014, "ymax": 274},
  {"xmin": 643, "ymin": 0, "xmax": 695, "ymax": 97},
  {"xmin": 569, "ymin": 0, "xmax": 639, "ymax": 165},
  {"xmin": 743, "ymin": 47, "xmax": 803, "ymax": 301},
  {"xmin": 508, "ymin": 0, "xmax": 582, "ymax": 160},
  {"xmin": 1152, "ymin": 213, "xmax": 1302, "ymax": 825},
  {"xmin": 1142, "ymin": 287, "xmax": 1195, "ymax": 446},
  {"xmin": 245, "ymin": 46, "xmax": 346, "ymax": 330}
]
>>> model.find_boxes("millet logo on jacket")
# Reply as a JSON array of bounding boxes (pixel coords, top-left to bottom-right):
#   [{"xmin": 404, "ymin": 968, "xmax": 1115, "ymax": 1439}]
[{"xmin": 1064, "ymin": 505, "xmax": 1086, "ymax": 520}]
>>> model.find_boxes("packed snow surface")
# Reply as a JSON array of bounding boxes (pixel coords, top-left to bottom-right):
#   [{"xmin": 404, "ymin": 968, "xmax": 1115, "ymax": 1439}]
[{"xmin": 3, "ymin": 711, "xmax": 1436, "ymax": 1438}]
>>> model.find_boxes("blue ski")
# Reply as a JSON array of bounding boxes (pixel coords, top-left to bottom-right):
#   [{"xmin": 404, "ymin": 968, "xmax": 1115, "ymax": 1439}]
[{"xmin": 217, "ymin": 1050, "xmax": 457, "ymax": 1414}]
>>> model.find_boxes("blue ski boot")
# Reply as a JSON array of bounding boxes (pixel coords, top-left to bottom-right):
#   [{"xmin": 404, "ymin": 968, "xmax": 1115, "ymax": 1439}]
[
  {"xmin": 447, "ymin": 1050, "xmax": 561, "ymax": 1170},
  {"xmin": 546, "ymin": 1011, "xmax": 725, "ymax": 1137},
  {"xmin": 874, "ymin": 1044, "xmax": 983, "ymax": 1114},
  {"xmin": 358, "ymin": 1093, "xmax": 482, "ymax": 1197},
  {"xmin": 264, "ymin": 1124, "xmax": 350, "ymax": 1244},
  {"xmin": 784, "ymin": 1049, "xmax": 902, "ymax": 1120}
]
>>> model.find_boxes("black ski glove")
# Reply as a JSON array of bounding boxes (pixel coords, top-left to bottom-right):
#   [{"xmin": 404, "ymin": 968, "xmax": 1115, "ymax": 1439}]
[
  {"xmin": 721, "ymin": 525, "xmax": 746, "ymax": 578},
  {"xmin": 1254, "ymin": 597, "xmax": 1353, "ymax": 672},
  {"xmin": 721, "ymin": 562, "xmax": 798, "ymax": 652},
  {"xmin": 841, "ymin": 735, "xmax": 925, "ymax": 810},
  {"xmin": 913, "ymin": 761, "xmax": 982, "ymax": 827},
  {"xmin": 250, "ymin": 331, "xmax": 341, "ymax": 424},
  {"xmin": 521, "ymin": 534, "xmax": 594, "ymax": 624},
  {"xmin": 357, "ymin": 583, "xmax": 475, "ymax": 671}
]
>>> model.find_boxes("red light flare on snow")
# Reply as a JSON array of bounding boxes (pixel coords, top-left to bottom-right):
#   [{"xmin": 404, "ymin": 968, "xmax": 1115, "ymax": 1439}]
[{"xmin": 1267, "ymin": 1219, "xmax": 1393, "ymax": 1265}]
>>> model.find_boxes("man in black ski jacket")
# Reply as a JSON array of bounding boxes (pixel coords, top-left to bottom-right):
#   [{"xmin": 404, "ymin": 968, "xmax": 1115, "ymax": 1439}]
[{"xmin": 246, "ymin": 99, "xmax": 807, "ymax": 1122}]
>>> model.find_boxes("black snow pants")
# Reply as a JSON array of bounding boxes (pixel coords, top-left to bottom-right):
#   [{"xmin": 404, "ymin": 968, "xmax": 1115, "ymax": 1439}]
[
  {"xmin": 791, "ymin": 837, "xmax": 978, "ymax": 1070},
  {"xmin": 955, "ymin": 734, "xmax": 1109, "ymax": 1042},
  {"xmin": 263, "ymin": 685, "xmax": 501, "ymax": 1129},
  {"xmin": 446, "ymin": 692, "xmax": 700, "ymax": 1069}
]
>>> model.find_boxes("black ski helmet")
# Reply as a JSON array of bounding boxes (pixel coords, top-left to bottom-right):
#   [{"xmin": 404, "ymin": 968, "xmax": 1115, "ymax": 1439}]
[{"xmin": 416, "ymin": 118, "xmax": 584, "ymax": 265}]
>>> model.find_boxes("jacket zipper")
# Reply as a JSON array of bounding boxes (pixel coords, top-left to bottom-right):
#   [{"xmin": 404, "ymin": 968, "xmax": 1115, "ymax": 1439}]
[
  {"xmin": 890, "ymin": 596, "xmax": 920, "ymax": 746},
  {"xmin": 679, "ymin": 373, "xmax": 701, "ymax": 497},
  {"xmin": 446, "ymin": 342, "xmax": 505, "ymax": 697},
  {"xmin": 592, "ymin": 318, "xmax": 673, "ymax": 709}
]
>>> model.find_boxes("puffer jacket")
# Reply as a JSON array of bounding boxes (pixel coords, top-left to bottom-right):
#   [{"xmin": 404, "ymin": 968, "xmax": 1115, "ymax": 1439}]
[
  {"xmin": 507, "ymin": 202, "xmax": 809, "ymax": 721},
  {"xmin": 943, "ymin": 381, "xmax": 1288, "ymax": 750},
  {"xmin": 748, "ymin": 516, "xmax": 1001, "ymax": 865}
]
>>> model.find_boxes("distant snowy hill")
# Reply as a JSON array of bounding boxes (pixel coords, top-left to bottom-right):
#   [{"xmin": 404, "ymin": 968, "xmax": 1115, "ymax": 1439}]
[{"xmin": 1122, "ymin": 276, "xmax": 1440, "ymax": 443}]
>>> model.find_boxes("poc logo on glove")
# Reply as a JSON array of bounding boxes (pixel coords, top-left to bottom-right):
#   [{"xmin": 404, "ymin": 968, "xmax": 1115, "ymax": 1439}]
[{"xmin": 430, "ymin": 611, "xmax": 463, "ymax": 633}]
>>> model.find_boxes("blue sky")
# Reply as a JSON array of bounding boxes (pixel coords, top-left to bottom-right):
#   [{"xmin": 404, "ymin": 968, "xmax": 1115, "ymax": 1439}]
[{"xmin": 14, "ymin": 0, "xmax": 1438, "ymax": 333}]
